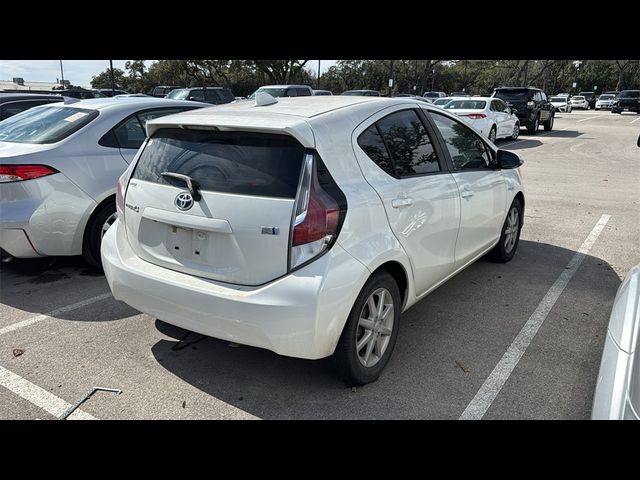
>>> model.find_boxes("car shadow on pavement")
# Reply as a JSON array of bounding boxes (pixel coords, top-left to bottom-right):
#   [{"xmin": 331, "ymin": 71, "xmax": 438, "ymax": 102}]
[
  {"xmin": 150, "ymin": 239, "xmax": 622, "ymax": 419},
  {"xmin": 0, "ymin": 255, "xmax": 137, "ymax": 322}
]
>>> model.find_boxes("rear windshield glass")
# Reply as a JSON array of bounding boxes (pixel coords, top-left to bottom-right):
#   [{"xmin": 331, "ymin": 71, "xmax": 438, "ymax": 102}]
[
  {"xmin": 619, "ymin": 91, "xmax": 640, "ymax": 98},
  {"xmin": 433, "ymin": 98, "xmax": 451, "ymax": 105},
  {"xmin": 133, "ymin": 129, "xmax": 305, "ymax": 198},
  {"xmin": 445, "ymin": 100, "xmax": 487, "ymax": 109},
  {"xmin": 598, "ymin": 95, "xmax": 614, "ymax": 100},
  {"xmin": 0, "ymin": 106, "xmax": 98, "ymax": 144},
  {"xmin": 550, "ymin": 97, "xmax": 566, "ymax": 102},
  {"xmin": 494, "ymin": 91, "xmax": 528, "ymax": 101},
  {"xmin": 572, "ymin": 96, "xmax": 585, "ymax": 100}
]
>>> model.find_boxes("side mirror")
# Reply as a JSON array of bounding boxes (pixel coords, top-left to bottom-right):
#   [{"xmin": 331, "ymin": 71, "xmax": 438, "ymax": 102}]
[
  {"xmin": 497, "ymin": 149, "xmax": 523, "ymax": 169},
  {"xmin": 637, "ymin": 134, "xmax": 640, "ymax": 148}
]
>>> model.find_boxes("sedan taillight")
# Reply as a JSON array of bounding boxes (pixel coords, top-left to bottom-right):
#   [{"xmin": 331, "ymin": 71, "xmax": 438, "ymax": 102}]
[
  {"xmin": 0, "ymin": 164, "xmax": 58, "ymax": 183},
  {"xmin": 463, "ymin": 113, "xmax": 487, "ymax": 120}
]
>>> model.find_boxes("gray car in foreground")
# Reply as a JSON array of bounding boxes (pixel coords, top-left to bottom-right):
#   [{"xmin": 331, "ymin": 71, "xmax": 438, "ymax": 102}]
[
  {"xmin": 0, "ymin": 97, "xmax": 207, "ymax": 267},
  {"xmin": 592, "ymin": 135, "xmax": 640, "ymax": 420}
]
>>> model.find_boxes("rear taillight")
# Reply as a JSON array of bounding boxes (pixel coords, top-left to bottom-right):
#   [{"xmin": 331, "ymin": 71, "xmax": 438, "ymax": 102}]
[
  {"xmin": 289, "ymin": 152, "xmax": 346, "ymax": 271},
  {"xmin": 0, "ymin": 165, "xmax": 58, "ymax": 183},
  {"xmin": 463, "ymin": 113, "xmax": 487, "ymax": 120},
  {"xmin": 116, "ymin": 162, "xmax": 135, "ymax": 219},
  {"xmin": 527, "ymin": 101, "xmax": 535, "ymax": 108}
]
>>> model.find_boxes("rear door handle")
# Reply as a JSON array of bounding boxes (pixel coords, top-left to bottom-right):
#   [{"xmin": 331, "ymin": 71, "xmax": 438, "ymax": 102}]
[
  {"xmin": 460, "ymin": 186, "xmax": 474, "ymax": 198},
  {"xmin": 391, "ymin": 197, "xmax": 413, "ymax": 208}
]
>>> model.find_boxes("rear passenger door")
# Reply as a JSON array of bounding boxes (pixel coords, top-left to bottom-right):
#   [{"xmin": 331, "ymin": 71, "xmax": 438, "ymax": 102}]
[
  {"xmin": 428, "ymin": 110, "xmax": 507, "ymax": 269},
  {"xmin": 353, "ymin": 107, "xmax": 461, "ymax": 296},
  {"xmin": 204, "ymin": 89, "xmax": 222, "ymax": 104}
]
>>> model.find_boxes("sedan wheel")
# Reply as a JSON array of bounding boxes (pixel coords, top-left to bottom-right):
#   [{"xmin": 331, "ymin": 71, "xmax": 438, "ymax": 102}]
[
  {"xmin": 511, "ymin": 122, "xmax": 520, "ymax": 140},
  {"xmin": 488, "ymin": 127, "xmax": 497, "ymax": 143},
  {"xmin": 101, "ymin": 212, "xmax": 118, "ymax": 238},
  {"xmin": 503, "ymin": 207, "xmax": 520, "ymax": 255}
]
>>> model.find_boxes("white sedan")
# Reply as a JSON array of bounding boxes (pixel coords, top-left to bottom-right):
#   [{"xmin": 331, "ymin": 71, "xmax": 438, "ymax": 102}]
[
  {"xmin": 0, "ymin": 97, "xmax": 208, "ymax": 267},
  {"xmin": 595, "ymin": 94, "xmax": 617, "ymax": 110},
  {"xmin": 550, "ymin": 96, "xmax": 572, "ymax": 113},
  {"xmin": 570, "ymin": 95, "xmax": 590, "ymax": 110},
  {"xmin": 443, "ymin": 97, "xmax": 520, "ymax": 143}
]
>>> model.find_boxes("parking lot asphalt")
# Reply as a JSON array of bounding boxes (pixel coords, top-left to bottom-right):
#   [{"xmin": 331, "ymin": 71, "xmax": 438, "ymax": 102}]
[{"xmin": 1, "ymin": 110, "xmax": 639, "ymax": 420}]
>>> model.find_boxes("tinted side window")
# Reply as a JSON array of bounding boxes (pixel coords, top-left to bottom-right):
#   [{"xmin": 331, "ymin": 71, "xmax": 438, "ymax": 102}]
[
  {"xmin": 188, "ymin": 89, "xmax": 205, "ymax": 101},
  {"xmin": 113, "ymin": 116, "xmax": 146, "ymax": 149},
  {"xmin": 430, "ymin": 112, "xmax": 492, "ymax": 170},
  {"xmin": 296, "ymin": 88, "xmax": 311, "ymax": 96},
  {"xmin": 204, "ymin": 89, "xmax": 221, "ymax": 104},
  {"xmin": 357, "ymin": 125, "xmax": 395, "ymax": 176},
  {"xmin": 104, "ymin": 108, "xmax": 186, "ymax": 149},
  {"xmin": 285, "ymin": 88, "xmax": 298, "ymax": 97},
  {"xmin": 376, "ymin": 109, "xmax": 440, "ymax": 176},
  {"xmin": 493, "ymin": 100, "xmax": 505, "ymax": 112}
]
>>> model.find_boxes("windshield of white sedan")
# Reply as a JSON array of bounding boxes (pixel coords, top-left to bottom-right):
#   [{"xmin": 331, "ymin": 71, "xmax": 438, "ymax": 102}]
[
  {"xmin": 0, "ymin": 106, "xmax": 98, "ymax": 144},
  {"xmin": 550, "ymin": 97, "xmax": 567, "ymax": 102},
  {"xmin": 445, "ymin": 100, "xmax": 487, "ymax": 109},
  {"xmin": 572, "ymin": 96, "xmax": 585, "ymax": 101},
  {"xmin": 165, "ymin": 89, "xmax": 190, "ymax": 100},
  {"xmin": 599, "ymin": 95, "xmax": 614, "ymax": 100}
]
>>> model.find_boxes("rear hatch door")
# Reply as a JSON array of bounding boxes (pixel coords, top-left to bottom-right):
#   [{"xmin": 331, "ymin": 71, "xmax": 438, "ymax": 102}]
[{"xmin": 124, "ymin": 127, "xmax": 306, "ymax": 286}]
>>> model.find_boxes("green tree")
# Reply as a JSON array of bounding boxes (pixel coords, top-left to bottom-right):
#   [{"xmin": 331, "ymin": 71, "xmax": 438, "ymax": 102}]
[{"xmin": 90, "ymin": 68, "xmax": 126, "ymax": 89}]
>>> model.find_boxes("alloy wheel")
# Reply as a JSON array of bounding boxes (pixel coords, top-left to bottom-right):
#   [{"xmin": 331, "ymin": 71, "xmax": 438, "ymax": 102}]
[
  {"xmin": 356, "ymin": 288, "xmax": 394, "ymax": 368},
  {"xmin": 504, "ymin": 206, "xmax": 520, "ymax": 253},
  {"xmin": 101, "ymin": 212, "xmax": 118, "ymax": 238}
]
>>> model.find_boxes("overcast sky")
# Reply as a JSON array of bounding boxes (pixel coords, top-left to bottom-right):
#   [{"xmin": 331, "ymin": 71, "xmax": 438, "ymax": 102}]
[{"xmin": 0, "ymin": 60, "xmax": 338, "ymax": 88}]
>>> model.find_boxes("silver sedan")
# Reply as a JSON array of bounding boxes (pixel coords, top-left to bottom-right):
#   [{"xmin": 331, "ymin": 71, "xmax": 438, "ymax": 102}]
[{"xmin": 0, "ymin": 97, "xmax": 208, "ymax": 267}]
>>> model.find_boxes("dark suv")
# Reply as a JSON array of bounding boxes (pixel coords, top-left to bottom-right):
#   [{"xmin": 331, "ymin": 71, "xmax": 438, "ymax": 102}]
[
  {"xmin": 165, "ymin": 87, "xmax": 235, "ymax": 105},
  {"xmin": 0, "ymin": 93, "xmax": 67, "ymax": 120},
  {"xmin": 611, "ymin": 90, "xmax": 640, "ymax": 114},
  {"xmin": 579, "ymin": 91, "xmax": 597, "ymax": 109},
  {"xmin": 492, "ymin": 87, "xmax": 554, "ymax": 134}
]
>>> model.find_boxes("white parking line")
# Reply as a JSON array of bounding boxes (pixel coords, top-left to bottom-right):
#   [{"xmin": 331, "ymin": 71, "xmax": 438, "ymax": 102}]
[
  {"xmin": 0, "ymin": 292, "xmax": 112, "ymax": 337},
  {"xmin": 0, "ymin": 365, "xmax": 96, "ymax": 420},
  {"xmin": 630, "ymin": 117, "xmax": 640, "ymax": 124},
  {"xmin": 577, "ymin": 116, "xmax": 599, "ymax": 123},
  {"xmin": 460, "ymin": 214, "xmax": 611, "ymax": 420}
]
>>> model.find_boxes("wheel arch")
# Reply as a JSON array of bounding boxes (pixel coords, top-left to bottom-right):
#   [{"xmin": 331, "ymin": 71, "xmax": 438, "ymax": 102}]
[
  {"xmin": 82, "ymin": 194, "xmax": 116, "ymax": 251},
  {"xmin": 370, "ymin": 261, "xmax": 409, "ymax": 310}
]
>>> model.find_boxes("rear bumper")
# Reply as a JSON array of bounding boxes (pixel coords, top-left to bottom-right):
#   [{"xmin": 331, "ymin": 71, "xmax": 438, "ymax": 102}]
[
  {"xmin": 514, "ymin": 110, "xmax": 535, "ymax": 125},
  {"xmin": 101, "ymin": 219, "xmax": 371, "ymax": 359},
  {"xmin": 0, "ymin": 174, "xmax": 96, "ymax": 257}
]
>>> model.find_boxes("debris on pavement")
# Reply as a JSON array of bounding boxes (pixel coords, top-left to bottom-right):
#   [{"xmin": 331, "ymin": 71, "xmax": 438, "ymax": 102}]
[
  {"xmin": 455, "ymin": 360, "xmax": 470, "ymax": 373},
  {"xmin": 12, "ymin": 348, "xmax": 25, "ymax": 357}
]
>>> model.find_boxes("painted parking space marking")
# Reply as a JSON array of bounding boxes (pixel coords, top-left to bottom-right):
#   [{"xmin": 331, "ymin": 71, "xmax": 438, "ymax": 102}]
[
  {"xmin": 0, "ymin": 365, "xmax": 96, "ymax": 420},
  {"xmin": 0, "ymin": 292, "xmax": 113, "ymax": 337},
  {"xmin": 630, "ymin": 117, "xmax": 640, "ymax": 124},
  {"xmin": 577, "ymin": 116, "xmax": 600, "ymax": 123},
  {"xmin": 460, "ymin": 214, "xmax": 611, "ymax": 420}
]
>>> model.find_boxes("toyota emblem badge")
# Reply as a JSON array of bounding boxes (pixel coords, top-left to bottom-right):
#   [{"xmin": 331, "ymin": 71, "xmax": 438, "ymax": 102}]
[{"xmin": 175, "ymin": 192, "xmax": 194, "ymax": 211}]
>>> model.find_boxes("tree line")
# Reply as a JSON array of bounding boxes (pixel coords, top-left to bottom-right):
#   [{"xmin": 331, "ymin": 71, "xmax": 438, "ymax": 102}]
[{"xmin": 91, "ymin": 60, "xmax": 640, "ymax": 97}]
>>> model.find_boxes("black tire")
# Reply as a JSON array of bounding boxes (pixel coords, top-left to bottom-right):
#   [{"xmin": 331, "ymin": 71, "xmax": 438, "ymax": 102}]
[
  {"xmin": 488, "ymin": 126, "xmax": 497, "ymax": 143},
  {"xmin": 511, "ymin": 122, "xmax": 520, "ymax": 140},
  {"xmin": 489, "ymin": 198, "xmax": 522, "ymax": 263},
  {"xmin": 527, "ymin": 116, "xmax": 539, "ymax": 134},
  {"xmin": 543, "ymin": 113, "xmax": 554, "ymax": 131},
  {"xmin": 82, "ymin": 200, "xmax": 116, "ymax": 269},
  {"xmin": 332, "ymin": 271, "xmax": 401, "ymax": 386}
]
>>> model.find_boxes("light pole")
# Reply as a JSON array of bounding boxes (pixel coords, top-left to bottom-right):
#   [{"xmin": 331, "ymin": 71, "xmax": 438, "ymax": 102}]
[
  {"xmin": 317, "ymin": 59, "xmax": 321, "ymax": 90},
  {"xmin": 387, "ymin": 60, "xmax": 394, "ymax": 97},
  {"xmin": 109, "ymin": 60, "xmax": 116, "ymax": 96},
  {"xmin": 572, "ymin": 60, "xmax": 582, "ymax": 94},
  {"xmin": 59, "ymin": 60, "xmax": 65, "ymax": 88}
]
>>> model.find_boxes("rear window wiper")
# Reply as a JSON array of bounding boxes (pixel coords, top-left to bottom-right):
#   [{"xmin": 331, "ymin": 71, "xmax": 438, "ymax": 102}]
[{"xmin": 160, "ymin": 172, "xmax": 202, "ymax": 201}]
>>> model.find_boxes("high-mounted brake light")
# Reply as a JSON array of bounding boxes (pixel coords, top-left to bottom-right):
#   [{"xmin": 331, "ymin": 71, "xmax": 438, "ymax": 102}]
[{"xmin": 0, "ymin": 165, "xmax": 58, "ymax": 183}]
